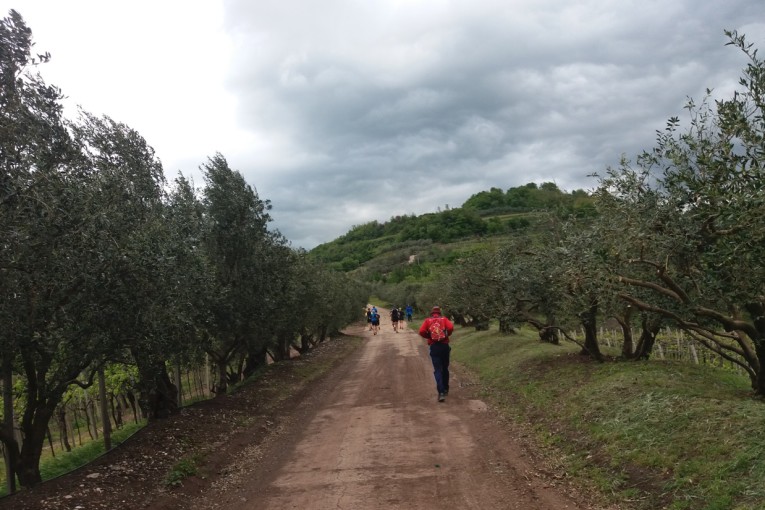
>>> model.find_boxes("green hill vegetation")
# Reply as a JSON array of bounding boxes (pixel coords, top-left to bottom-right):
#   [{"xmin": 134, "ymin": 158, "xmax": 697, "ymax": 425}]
[{"xmin": 309, "ymin": 181, "xmax": 596, "ymax": 282}]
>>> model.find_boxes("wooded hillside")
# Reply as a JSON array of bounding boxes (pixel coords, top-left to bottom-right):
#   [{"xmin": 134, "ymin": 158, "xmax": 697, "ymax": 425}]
[{"xmin": 309, "ymin": 181, "xmax": 595, "ymax": 274}]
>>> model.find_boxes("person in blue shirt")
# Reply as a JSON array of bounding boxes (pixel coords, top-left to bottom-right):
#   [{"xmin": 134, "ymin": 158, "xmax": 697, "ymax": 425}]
[{"xmin": 405, "ymin": 304, "xmax": 414, "ymax": 322}]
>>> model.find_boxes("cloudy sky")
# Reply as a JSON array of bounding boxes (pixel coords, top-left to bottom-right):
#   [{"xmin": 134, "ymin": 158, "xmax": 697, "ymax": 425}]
[{"xmin": 6, "ymin": 1, "xmax": 765, "ymax": 249}]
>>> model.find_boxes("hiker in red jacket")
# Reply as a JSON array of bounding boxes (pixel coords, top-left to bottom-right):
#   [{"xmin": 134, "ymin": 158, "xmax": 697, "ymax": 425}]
[{"xmin": 418, "ymin": 306, "xmax": 454, "ymax": 402}]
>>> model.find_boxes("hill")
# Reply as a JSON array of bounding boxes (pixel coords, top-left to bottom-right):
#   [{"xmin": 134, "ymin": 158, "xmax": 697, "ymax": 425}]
[{"xmin": 309, "ymin": 181, "xmax": 595, "ymax": 285}]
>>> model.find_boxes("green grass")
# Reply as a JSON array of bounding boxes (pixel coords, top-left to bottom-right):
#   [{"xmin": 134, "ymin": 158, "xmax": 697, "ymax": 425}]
[
  {"xmin": 164, "ymin": 453, "xmax": 203, "ymax": 487},
  {"xmin": 23, "ymin": 421, "xmax": 145, "ymax": 491},
  {"xmin": 451, "ymin": 326, "xmax": 765, "ymax": 510}
]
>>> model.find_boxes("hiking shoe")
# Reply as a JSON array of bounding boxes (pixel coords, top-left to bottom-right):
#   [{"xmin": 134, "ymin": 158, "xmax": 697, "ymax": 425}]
[
  {"xmin": 438, "ymin": 393, "xmax": 446, "ymax": 402},
  {"xmin": 443, "ymin": 390, "xmax": 449, "ymax": 396}
]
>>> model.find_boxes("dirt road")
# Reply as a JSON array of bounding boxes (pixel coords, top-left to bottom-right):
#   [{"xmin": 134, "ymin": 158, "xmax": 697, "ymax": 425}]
[{"xmin": 183, "ymin": 312, "xmax": 593, "ymax": 510}]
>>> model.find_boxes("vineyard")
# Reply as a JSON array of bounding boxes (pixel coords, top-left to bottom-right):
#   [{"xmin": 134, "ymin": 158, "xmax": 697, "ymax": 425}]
[
  {"xmin": 0, "ymin": 364, "xmax": 216, "ymax": 491},
  {"xmin": 593, "ymin": 329, "xmax": 746, "ymax": 373}
]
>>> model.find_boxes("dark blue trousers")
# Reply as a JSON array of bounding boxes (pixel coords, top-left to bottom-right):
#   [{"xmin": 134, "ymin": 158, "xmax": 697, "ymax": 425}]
[{"xmin": 429, "ymin": 342, "xmax": 451, "ymax": 394}]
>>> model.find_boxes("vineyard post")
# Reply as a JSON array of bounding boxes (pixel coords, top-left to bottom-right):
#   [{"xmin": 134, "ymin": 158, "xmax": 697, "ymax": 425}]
[
  {"xmin": 185, "ymin": 370, "xmax": 193, "ymax": 402},
  {"xmin": 83, "ymin": 393, "xmax": 96, "ymax": 440},
  {"xmin": 45, "ymin": 427, "xmax": 55, "ymax": 457},
  {"xmin": 2, "ymin": 366, "xmax": 16, "ymax": 494},
  {"xmin": 72, "ymin": 406, "xmax": 83, "ymax": 446},
  {"xmin": 196, "ymin": 366, "xmax": 204, "ymax": 398},
  {"xmin": 190, "ymin": 368, "xmax": 198, "ymax": 400},
  {"xmin": 67, "ymin": 408, "xmax": 74, "ymax": 448},
  {"xmin": 676, "ymin": 330, "xmax": 682, "ymax": 360},
  {"xmin": 58, "ymin": 406, "xmax": 72, "ymax": 452},
  {"xmin": 98, "ymin": 369, "xmax": 112, "ymax": 451},
  {"xmin": 205, "ymin": 354, "xmax": 211, "ymax": 397},
  {"xmin": 174, "ymin": 362, "xmax": 183, "ymax": 407},
  {"xmin": 689, "ymin": 342, "xmax": 699, "ymax": 364}
]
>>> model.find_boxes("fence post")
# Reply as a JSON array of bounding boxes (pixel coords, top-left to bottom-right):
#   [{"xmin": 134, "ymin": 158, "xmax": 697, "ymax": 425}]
[
  {"xmin": 2, "ymin": 365, "xmax": 16, "ymax": 494},
  {"xmin": 205, "ymin": 354, "xmax": 212, "ymax": 397},
  {"xmin": 175, "ymin": 362, "xmax": 183, "ymax": 407},
  {"xmin": 98, "ymin": 369, "xmax": 112, "ymax": 451},
  {"xmin": 689, "ymin": 343, "xmax": 699, "ymax": 364}
]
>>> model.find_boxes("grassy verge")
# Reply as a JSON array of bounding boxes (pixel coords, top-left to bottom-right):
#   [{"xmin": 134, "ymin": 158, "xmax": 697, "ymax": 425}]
[
  {"xmin": 451, "ymin": 325, "xmax": 765, "ymax": 510},
  {"xmin": 35, "ymin": 421, "xmax": 146, "ymax": 485}
]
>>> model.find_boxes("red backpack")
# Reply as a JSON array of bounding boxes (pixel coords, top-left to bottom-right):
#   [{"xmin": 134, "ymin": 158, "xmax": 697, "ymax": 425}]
[{"xmin": 428, "ymin": 317, "xmax": 448, "ymax": 342}]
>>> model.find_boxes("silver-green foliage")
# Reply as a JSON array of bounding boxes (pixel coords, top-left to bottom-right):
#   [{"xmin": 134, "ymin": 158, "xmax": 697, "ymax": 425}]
[{"xmin": 595, "ymin": 30, "xmax": 765, "ymax": 392}]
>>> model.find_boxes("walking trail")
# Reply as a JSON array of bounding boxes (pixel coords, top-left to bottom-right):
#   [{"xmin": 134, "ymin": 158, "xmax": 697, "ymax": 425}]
[{"xmin": 181, "ymin": 309, "xmax": 599, "ymax": 510}]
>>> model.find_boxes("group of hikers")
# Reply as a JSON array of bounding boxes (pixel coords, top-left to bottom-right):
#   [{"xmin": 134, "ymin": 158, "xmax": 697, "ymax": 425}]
[
  {"xmin": 364, "ymin": 304, "xmax": 454, "ymax": 403},
  {"xmin": 365, "ymin": 304, "xmax": 413, "ymax": 334}
]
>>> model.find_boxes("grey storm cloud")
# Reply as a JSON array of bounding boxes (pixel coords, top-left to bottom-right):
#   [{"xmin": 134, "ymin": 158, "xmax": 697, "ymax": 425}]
[
  {"xmin": 11, "ymin": 0, "xmax": 748, "ymax": 251},
  {"xmin": 11, "ymin": 0, "xmax": 764, "ymax": 249},
  {"xmin": 214, "ymin": 0, "xmax": 764, "ymax": 248}
]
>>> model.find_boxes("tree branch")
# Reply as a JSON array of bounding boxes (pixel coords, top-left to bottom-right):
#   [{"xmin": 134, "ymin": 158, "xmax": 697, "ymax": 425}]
[
  {"xmin": 694, "ymin": 306, "xmax": 757, "ymax": 337},
  {"xmin": 618, "ymin": 276, "xmax": 683, "ymax": 302},
  {"xmin": 619, "ymin": 293, "xmax": 754, "ymax": 362},
  {"xmin": 683, "ymin": 329, "xmax": 756, "ymax": 379}
]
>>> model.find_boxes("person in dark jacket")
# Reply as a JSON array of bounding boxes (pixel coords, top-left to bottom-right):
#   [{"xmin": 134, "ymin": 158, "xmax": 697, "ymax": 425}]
[
  {"xmin": 418, "ymin": 306, "xmax": 455, "ymax": 402},
  {"xmin": 390, "ymin": 306, "xmax": 400, "ymax": 332}
]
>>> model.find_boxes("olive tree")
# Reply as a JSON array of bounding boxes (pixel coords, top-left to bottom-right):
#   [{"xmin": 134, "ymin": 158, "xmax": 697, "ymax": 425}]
[
  {"xmin": 445, "ymin": 249, "xmax": 505, "ymax": 331},
  {"xmin": 597, "ymin": 32, "xmax": 765, "ymax": 393},
  {"xmin": 72, "ymin": 112, "xmax": 195, "ymax": 419},
  {"xmin": 0, "ymin": 10, "xmax": 115, "ymax": 487},
  {"xmin": 494, "ymin": 239, "xmax": 566, "ymax": 343},
  {"xmin": 200, "ymin": 153, "xmax": 275, "ymax": 393}
]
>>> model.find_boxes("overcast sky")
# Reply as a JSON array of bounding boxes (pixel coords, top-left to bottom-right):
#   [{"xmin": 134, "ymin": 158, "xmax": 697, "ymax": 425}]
[{"xmin": 6, "ymin": 1, "xmax": 765, "ymax": 249}]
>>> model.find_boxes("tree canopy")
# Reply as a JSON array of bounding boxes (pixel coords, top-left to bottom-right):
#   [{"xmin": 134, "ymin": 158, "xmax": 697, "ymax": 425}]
[{"xmin": 0, "ymin": 10, "xmax": 367, "ymax": 489}]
